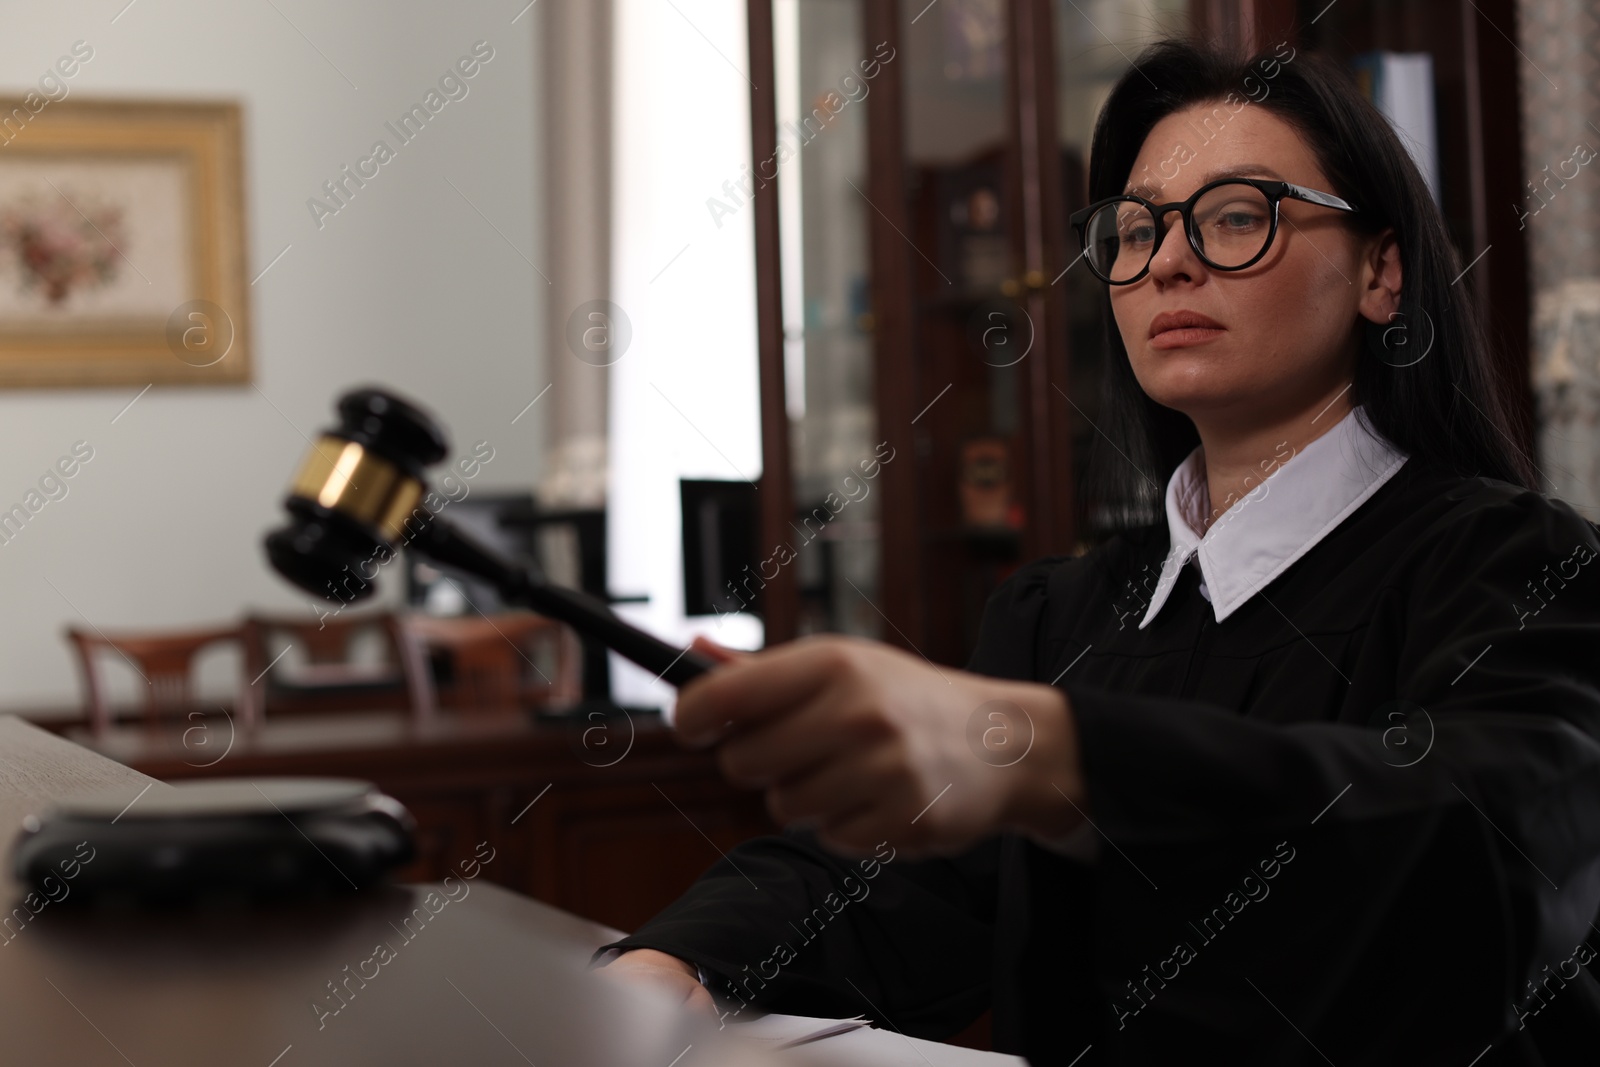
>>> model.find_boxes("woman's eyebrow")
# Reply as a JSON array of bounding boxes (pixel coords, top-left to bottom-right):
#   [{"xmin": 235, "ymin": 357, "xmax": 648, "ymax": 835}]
[{"xmin": 1122, "ymin": 164, "xmax": 1288, "ymax": 197}]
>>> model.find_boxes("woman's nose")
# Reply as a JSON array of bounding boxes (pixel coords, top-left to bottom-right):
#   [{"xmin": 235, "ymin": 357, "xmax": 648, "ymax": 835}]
[{"xmin": 1147, "ymin": 211, "xmax": 1203, "ymax": 283}]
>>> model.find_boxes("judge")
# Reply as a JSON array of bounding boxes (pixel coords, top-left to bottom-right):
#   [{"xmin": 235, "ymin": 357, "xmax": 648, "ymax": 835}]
[{"xmin": 595, "ymin": 38, "xmax": 1600, "ymax": 1065}]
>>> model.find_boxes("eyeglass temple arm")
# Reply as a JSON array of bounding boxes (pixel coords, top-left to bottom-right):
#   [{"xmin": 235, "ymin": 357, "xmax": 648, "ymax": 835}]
[{"xmin": 1285, "ymin": 183, "xmax": 1357, "ymax": 213}]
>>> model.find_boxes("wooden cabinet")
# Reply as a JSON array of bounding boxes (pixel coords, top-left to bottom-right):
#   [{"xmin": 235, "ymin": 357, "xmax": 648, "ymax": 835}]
[{"xmin": 517, "ymin": 776, "xmax": 775, "ymax": 934}]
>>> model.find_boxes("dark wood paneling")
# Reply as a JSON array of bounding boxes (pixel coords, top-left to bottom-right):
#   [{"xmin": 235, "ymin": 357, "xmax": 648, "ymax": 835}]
[
  {"xmin": 863, "ymin": 0, "xmax": 928, "ymax": 652},
  {"xmin": 1013, "ymin": 0, "xmax": 1078, "ymax": 558},
  {"xmin": 1193, "ymin": 0, "xmax": 1302, "ymax": 50},
  {"xmin": 542, "ymin": 778, "xmax": 772, "ymax": 932},
  {"xmin": 1459, "ymin": 0, "xmax": 1534, "ymax": 457}
]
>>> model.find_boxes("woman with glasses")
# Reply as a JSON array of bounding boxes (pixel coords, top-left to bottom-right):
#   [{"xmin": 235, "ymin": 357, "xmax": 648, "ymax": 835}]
[{"xmin": 596, "ymin": 38, "xmax": 1600, "ymax": 1065}]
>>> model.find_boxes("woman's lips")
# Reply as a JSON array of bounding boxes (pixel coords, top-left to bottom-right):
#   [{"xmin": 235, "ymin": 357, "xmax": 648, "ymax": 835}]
[{"xmin": 1149, "ymin": 326, "xmax": 1226, "ymax": 349}]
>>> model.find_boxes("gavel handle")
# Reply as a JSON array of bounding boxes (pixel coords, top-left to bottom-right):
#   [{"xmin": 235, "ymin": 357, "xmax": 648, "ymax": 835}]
[{"xmin": 408, "ymin": 512, "xmax": 716, "ymax": 688}]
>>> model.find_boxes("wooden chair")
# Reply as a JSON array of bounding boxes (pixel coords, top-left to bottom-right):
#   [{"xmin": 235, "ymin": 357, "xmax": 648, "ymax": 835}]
[
  {"xmin": 393, "ymin": 612, "xmax": 582, "ymax": 718},
  {"xmin": 65, "ymin": 624, "xmax": 258, "ymax": 736},
  {"xmin": 241, "ymin": 611, "xmax": 413, "ymax": 715}
]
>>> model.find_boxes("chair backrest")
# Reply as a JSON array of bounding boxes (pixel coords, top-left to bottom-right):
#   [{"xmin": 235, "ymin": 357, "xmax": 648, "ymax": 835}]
[
  {"xmin": 65, "ymin": 624, "xmax": 256, "ymax": 736},
  {"xmin": 241, "ymin": 611, "xmax": 412, "ymax": 713},
  {"xmin": 394, "ymin": 612, "xmax": 582, "ymax": 718},
  {"xmin": 245, "ymin": 612, "xmax": 382, "ymax": 666}
]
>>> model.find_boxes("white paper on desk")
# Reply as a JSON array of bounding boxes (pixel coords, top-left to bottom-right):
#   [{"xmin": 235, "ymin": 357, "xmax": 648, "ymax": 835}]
[
  {"xmin": 729, "ymin": 1014, "xmax": 1029, "ymax": 1066},
  {"xmin": 729, "ymin": 1013, "xmax": 870, "ymax": 1047}
]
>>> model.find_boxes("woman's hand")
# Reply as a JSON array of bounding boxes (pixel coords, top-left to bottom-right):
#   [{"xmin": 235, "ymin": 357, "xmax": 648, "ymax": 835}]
[
  {"xmin": 674, "ymin": 634, "xmax": 1087, "ymax": 858},
  {"xmin": 596, "ymin": 948, "xmax": 717, "ymax": 1018}
]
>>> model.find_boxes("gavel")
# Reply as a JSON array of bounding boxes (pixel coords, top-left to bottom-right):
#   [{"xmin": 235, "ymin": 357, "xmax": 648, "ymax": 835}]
[{"xmin": 262, "ymin": 387, "xmax": 716, "ymax": 688}]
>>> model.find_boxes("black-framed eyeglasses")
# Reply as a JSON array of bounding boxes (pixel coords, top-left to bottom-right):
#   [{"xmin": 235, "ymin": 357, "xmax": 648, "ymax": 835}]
[{"xmin": 1068, "ymin": 178, "xmax": 1359, "ymax": 285}]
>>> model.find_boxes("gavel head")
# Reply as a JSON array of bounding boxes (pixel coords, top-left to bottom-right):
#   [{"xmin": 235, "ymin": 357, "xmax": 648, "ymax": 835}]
[{"xmin": 263, "ymin": 388, "xmax": 449, "ymax": 604}]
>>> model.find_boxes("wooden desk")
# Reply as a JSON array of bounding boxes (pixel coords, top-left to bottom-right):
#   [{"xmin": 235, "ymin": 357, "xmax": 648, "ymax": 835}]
[
  {"xmin": 66, "ymin": 708, "xmax": 778, "ymax": 935},
  {"xmin": 0, "ymin": 716, "xmax": 780, "ymax": 1067}
]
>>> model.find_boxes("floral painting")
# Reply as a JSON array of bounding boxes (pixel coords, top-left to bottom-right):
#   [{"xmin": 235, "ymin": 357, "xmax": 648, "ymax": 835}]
[
  {"xmin": 0, "ymin": 100, "xmax": 248, "ymax": 387},
  {"xmin": 0, "ymin": 191, "xmax": 126, "ymax": 305},
  {"xmin": 0, "ymin": 158, "xmax": 192, "ymax": 325}
]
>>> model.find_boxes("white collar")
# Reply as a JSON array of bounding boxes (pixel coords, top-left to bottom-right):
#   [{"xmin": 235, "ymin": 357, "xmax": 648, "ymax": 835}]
[{"xmin": 1137, "ymin": 404, "xmax": 1409, "ymax": 629}]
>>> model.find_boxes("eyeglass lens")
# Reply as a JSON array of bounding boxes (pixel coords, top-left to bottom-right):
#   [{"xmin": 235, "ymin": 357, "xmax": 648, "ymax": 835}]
[{"xmin": 1084, "ymin": 182, "xmax": 1274, "ymax": 282}]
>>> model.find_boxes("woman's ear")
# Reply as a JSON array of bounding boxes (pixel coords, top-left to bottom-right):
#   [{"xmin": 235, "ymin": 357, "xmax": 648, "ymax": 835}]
[{"xmin": 1356, "ymin": 228, "xmax": 1403, "ymax": 326}]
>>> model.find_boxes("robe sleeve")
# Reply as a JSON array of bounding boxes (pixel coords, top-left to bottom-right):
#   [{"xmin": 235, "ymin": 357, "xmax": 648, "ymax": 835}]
[
  {"xmin": 588, "ymin": 826, "xmax": 1001, "ymax": 1036},
  {"xmin": 586, "ymin": 559, "xmax": 1069, "ymax": 1037},
  {"xmin": 1061, "ymin": 488, "xmax": 1600, "ymax": 1058}
]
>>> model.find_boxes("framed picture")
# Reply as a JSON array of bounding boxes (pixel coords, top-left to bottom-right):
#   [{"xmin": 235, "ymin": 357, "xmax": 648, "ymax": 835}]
[{"xmin": 0, "ymin": 99, "xmax": 249, "ymax": 387}]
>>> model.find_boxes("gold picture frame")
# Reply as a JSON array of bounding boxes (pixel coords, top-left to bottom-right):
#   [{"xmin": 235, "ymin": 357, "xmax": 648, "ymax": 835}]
[{"xmin": 0, "ymin": 99, "xmax": 250, "ymax": 387}]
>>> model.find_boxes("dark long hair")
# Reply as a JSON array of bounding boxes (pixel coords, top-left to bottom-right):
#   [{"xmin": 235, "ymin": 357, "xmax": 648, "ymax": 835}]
[{"xmin": 1076, "ymin": 37, "xmax": 1537, "ymax": 539}]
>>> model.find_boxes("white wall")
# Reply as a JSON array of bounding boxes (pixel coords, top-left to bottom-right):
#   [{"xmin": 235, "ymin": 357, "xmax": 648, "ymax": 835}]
[{"xmin": 0, "ymin": 0, "xmax": 545, "ymax": 708}]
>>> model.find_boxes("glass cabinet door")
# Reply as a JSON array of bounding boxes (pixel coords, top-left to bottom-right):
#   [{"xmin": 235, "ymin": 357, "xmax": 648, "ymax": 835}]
[
  {"xmin": 1052, "ymin": 0, "xmax": 1190, "ymax": 544},
  {"xmin": 772, "ymin": 0, "xmax": 882, "ymax": 639},
  {"xmin": 898, "ymin": 0, "xmax": 1028, "ymax": 665},
  {"xmin": 752, "ymin": 0, "xmax": 1196, "ymax": 663}
]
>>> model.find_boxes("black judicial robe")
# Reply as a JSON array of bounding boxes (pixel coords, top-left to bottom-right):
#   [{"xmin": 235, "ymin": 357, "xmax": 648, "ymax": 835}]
[{"xmin": 595, "ymin": 459, "xmax": 1600, "ymax": 1065}]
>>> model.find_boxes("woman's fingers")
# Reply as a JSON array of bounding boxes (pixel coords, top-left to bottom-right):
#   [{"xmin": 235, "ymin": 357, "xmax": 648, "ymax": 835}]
[
  {"xmin": 598, "ymin": 949, "xmax": 718, "ymax": 1018},
  {"xmin": 689, "ymin": 634, "xmax": 743, "ymax": 664},
  {"xmin": 682, "ymin": 979, "xmax": 717, "ymax": 1017},
  {"xmin": 764, "ymin": 746, "xmax": 897, "ymax": 828},
  {"xmin": 671, "ymin": 633, "xmax": 1081, "ymax": 858},
  {"xmin": 674, "ymin": 637, "xmax": 858, "ymax": 745},
  {"xmin": 714, "ymin": 692, "xmax": 882, "ymax": 788}
]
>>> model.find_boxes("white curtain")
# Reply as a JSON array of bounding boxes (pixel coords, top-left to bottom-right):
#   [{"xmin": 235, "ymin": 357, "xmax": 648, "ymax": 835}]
[{"xmin": 608, "ymin": 0, "xmax": 766, "ymax": 712}]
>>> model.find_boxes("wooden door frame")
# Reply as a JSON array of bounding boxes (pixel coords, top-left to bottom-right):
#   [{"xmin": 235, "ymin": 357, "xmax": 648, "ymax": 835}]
[
  {"xmin": 860, "ymin": 0, "xmax": 927, "ymax": 651},
  {"xmin": 744, "ymin": 0, "xmax": 927, "ymax": 650},
  {"xmin": 1011, "ymin": 0, "xmax": 1078, "ymax": 558}
]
